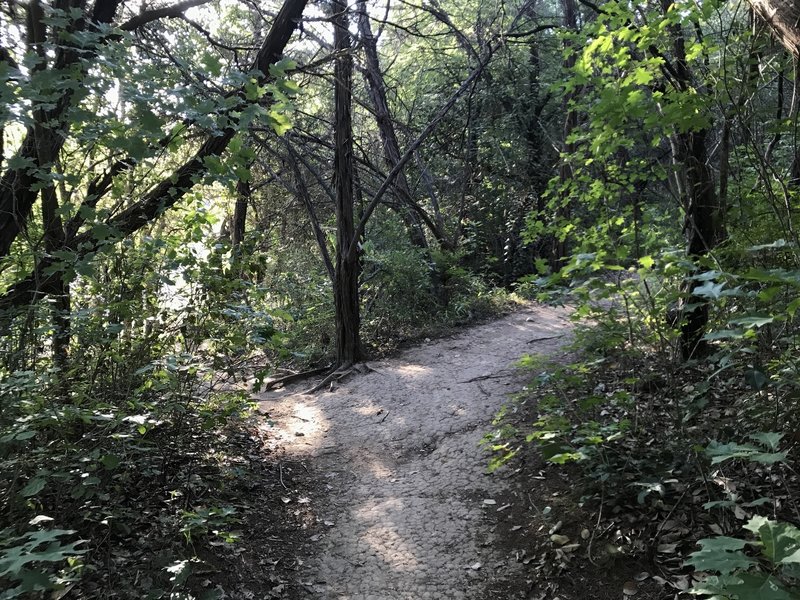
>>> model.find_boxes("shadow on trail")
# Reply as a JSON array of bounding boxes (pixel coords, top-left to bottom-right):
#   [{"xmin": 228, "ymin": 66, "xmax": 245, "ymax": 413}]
[{"xmin": 256, "ymin": 306, "xmax": 572, "ymax": 599}]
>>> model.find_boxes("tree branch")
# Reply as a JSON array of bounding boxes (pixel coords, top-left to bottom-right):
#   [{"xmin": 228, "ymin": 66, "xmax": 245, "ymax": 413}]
[
  {"xmin": 119, "ymin": 0, "xmax": 211, "ymax": 31},
  {"xmin": 347, "ymin": 41, "xmax": 498, "ymax": 260},
  {"xmin": 0, "ymin": 0, "xmax": 309, "ymax": 311}
]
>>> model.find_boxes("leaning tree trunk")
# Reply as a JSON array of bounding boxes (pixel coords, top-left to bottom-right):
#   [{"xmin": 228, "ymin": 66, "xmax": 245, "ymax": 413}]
[
  {"xmin": 0, "ymin": 0, "xmax": 309, "ymax": 311},
  {"xmin": 355, "ymin": 0, "xmax": 427, "ymax": 248},
  {"xmin": 332, "ymin": 0, "xmax": 361, "ymax": 365},
  {"xmin": 355, "ymin": 0, "xmax": 448, "ymax": 302},
  {"xmin": 748, "ymin": 0, "xmax": 800, "ymax": 55}
]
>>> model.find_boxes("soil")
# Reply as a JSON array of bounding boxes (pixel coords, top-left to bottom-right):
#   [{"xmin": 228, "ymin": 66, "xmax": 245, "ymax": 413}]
[{"xmin": 222, "ymin": 303, "xmax": 673, "ymax": 599}]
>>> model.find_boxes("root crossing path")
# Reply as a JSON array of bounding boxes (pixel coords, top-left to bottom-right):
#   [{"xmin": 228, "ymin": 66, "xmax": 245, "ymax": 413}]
[{"xmin": 256, "ymin": 305, "xmax": 572, "ymax": 600}]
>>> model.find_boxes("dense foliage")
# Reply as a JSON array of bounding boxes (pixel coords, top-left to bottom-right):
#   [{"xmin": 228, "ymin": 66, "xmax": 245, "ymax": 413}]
[{"xmin": 3, "ymin": 0, "xmax": 800, "ymax": 596}]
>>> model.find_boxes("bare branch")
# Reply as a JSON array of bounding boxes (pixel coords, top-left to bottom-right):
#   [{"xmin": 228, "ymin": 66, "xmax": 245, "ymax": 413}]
[{"xmin": 120, "ymin": 0, "xmax": 212, "ymax": 31}]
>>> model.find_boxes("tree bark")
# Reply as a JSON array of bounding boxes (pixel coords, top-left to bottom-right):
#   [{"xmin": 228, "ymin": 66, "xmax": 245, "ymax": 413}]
[
  {"xmin": 232, "ymin": 177, "xmax": 250, "ymax": 252},
  {"xmin": 660, "ymin": 0, "xmax": 723, "ymax": 359},
  {"xmin": 285, "ymin": 142, "xmax": 335, "ymax": 282},
  {"xmin": 332, "ymin": 0, "xmax": 361, "ymax": 365},
  {"xmin": 355, "ymin": 0, "xmax": 430, "ymax": 251},
  {"xmin": 748, "ymin": 0, "xmax": 800, "ymax": 55}
]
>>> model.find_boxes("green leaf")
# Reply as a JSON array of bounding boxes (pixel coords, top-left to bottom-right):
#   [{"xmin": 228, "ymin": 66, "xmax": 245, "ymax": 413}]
[
  {"xmin": 165, "ymin": 559, "xmax": 192, "ymax": 586},
  {"xmin": 729, "ymin": 316, "xmax": 775, "ymax": 329},
  {"xmin": 744, "ymin": 369, "xmax": 769, "ymax": 391},
  {"xmin": 744, "ymin": 517, "xmax": 800, "ymax": 563},
  {"xmin": 689, "ymin": 574, "xmax": 745, "ymax": 597},
  {"xmin": 781, "ymin": 547, "xmax": 800, "ymax": 564},
  {"xmin": 201, "ymin": 52, "xmax": 223, "ymax": 77},
  {"xmin": 703, "ymin": 329, "xmax": 746, "ymax": 341},
  {"xmin": 138, "ymin": 108, "xmax": 162, "ymax": 133},
  {"xmin": 685, "ymin": 536, "xmax": 756, "ymax": 575},
  {"xmin": 748, "ymin": 239, "xmax": 788, "ymax": 251},
  {"xmin": 20, "ymin": 478, "xmax": 46, "ymax": 497},
  {"xmin": 100, "ymin": 454, "xmax": 120, "ymax": 470},
  {"xmin": 693, "ymin": 280, "xmax": 725, "ymax": 299},
  {"xmin": 749, "ymin": 452, "xmax": 788, "ymax": 465},
  {"xmin": 725, "ymin": 573, "xmax": 798, "ymax": 599},
  {"xmin": 0, "ymin": 530, "xmax": 84, "ymax": 578},
  {"xmin": 638, "ymin": 255, "xmax": 654, "ymax": 269},
  {"xmin": 750, "ymin": 432, "xmax": 783, "ymax": 452},
  {"xmin": 706, "ymin": 441, "xmax": 761, "ymax": 464}
]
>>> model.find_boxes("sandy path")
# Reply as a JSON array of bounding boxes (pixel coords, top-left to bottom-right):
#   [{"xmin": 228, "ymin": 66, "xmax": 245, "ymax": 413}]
[{"xmin": 256, "ymin": 304, "xmax": 572, "ymax": 599}]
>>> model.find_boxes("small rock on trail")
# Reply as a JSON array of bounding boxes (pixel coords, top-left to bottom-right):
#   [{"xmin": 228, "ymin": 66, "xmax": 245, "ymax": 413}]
[{"xmin": 256, "ymin": 304, "xmax": 572, "ymax": 599}]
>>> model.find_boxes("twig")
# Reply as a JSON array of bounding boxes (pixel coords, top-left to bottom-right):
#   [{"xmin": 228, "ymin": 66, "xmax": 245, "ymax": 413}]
[
  {"xmin": 526, "ymin": 492, "xmax": 540, "ymax": 513},
  {"xmin": 526, "ymin": 335, "xmax": 563, "ymax": 344},
  {"xmin": 460, "ymin": 370, "xmax": 512, "ymax": 383},
  {"xmin": 379, "ymin": 411, "xmax": 390, "ymax": 423},
  {"xmin": 653, "ymin": 487, "xmax": 690, "ymax": 542},
  {"xmin": 587, "ymin": 486, "xmax": 605, "ymax": 566},
  {"xmin": 279, "ymin": 462, "xmax": 288, "ymax": 490}
]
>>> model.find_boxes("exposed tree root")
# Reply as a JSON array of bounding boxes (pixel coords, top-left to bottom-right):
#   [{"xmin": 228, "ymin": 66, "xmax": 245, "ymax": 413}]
[
  {"xmin": 303, "ymin": 362, "xmax": 355, "ymax": 394},
  {"xmin": 264, "ymin": 364, "xmax": 332, "ymax": 391}
]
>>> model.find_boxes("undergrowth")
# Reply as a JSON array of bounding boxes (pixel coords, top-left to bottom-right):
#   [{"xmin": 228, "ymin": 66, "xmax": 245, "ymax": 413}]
[{"xmin": 488, "ymin": 243, "xmax": 800, "ymax": 598}]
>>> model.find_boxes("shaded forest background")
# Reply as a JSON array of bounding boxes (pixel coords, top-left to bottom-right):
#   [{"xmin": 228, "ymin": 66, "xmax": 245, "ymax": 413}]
[{"xmin": 3, "ymin": 0, "xmax": 800, "ymax": 597}]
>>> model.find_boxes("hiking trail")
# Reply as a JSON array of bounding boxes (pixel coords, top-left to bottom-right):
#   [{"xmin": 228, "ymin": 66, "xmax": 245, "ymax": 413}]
[{"xmin": 256, "ymin": 304, "xmax": 572, "ymax": 599}]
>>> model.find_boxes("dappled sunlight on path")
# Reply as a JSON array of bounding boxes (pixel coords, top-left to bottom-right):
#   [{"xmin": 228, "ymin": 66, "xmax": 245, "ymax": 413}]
[{"xmin": 256, "ymin": 304, "xmax": 572, "ymax": 599}]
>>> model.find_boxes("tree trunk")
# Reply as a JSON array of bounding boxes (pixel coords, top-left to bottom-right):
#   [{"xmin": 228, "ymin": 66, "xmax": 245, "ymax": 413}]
[
  {"xmin": 285, "ymin": 142, "xmax": 335, "ymax": 282},
  {"xmin": 661, "ymin": 0, "xmax": 723, "ymax": 359},
  {"xmin": 232, "ymin": 177, "xmax": 249, "ymax": 252},
  {"xmin": 332, "ymin": 0, "xmax": 361, "ymax": 365},
  {"xmin": 678, "ymin": 128, "xmax": 720, "ymax": 358},
  {"xmin": 355, "ymin": 0, "xmax": 429, "ymax": 249},
  {"xmin": 0, "ymin": 0, "xmax": 125, "ymax": 258},
  {"xmin": 748, "ymin": 0, "xmax": 800, "ymax": 55}
]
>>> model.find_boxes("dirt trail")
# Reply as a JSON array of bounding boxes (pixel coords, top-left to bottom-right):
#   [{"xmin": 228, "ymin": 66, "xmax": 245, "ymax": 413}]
[{"xmin": 256, "ymin": 304, "xmax": 572, "ymax": 599}]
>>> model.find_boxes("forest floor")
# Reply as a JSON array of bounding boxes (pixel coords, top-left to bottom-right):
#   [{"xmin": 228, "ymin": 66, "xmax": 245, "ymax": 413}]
[{"xmin": 220, "ymin": 304, "xmax": 667, "ymax": 600}]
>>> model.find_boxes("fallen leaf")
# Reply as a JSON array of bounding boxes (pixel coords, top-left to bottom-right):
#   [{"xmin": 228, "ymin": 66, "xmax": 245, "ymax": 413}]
[
  {"xmin": 483, "ymin": 499, "xmax": 497, "ymax": 505},
  {"xmin": 561, "ymin": 543, "xmax": 580, "ymax": 552},
  {"xmin": 623, "ymin": 581, "xmax": 638, "ymax": 596},
  {"xmin": 550, "ymin": 534, "xmax": 570, "ymax": 545},
  {"xmin": 467, "ymin": 562, "xmax": 482, "ymax": 570}
]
